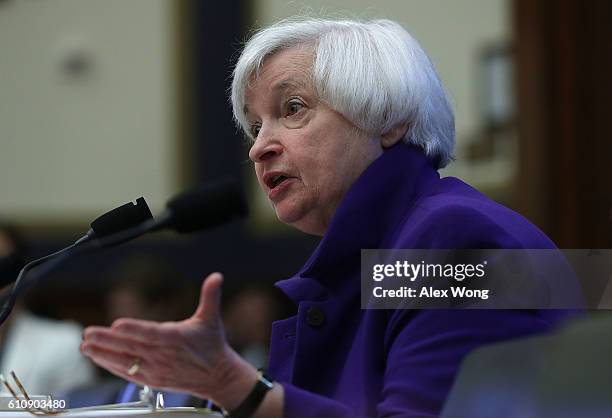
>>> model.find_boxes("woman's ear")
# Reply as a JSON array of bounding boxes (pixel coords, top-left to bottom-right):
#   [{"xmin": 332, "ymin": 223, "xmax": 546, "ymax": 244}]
[{"xmin": 381, "ymin": 123, "xmax": 408, "ymax": 148}]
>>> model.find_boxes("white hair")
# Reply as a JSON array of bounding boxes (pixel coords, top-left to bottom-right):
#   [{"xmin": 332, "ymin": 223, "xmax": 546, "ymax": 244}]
[{"xmin": 231, "ymin": 17, "xmax": 455, "ymax": 168}]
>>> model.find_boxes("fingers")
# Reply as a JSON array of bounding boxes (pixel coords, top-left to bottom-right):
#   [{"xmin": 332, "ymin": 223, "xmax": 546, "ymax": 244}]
[
  {"xmin": 82, "ymin": 326, "xmax": 199, "ymax": 393},
  {"xmin": 193, "ymin": 272, "xmax": 224, "ymax": 322},
  {"xmin": 82, "ymin": 326, "xmax": 152, "ymax": 355},
  {"xmin": 109, "ymin": 318, "xmax": 170, "ymax": 345},
  {"xmin": 81, "ymin": 326, "xmax": 167, "ymax": 388},
  {"xmin": 86, "ymin": 351, "xmax": 153, "ymax": 389},
  {"xmin": 80, "ymin": 272, "xmax": 227, "ymax": 396},
  {"xmin": 81, "ymin": 342, "xmax": 146, "ymax": 381},
  {"xmin": 81, "ymin": 326, "xmax": 150, "ymax": 379}
]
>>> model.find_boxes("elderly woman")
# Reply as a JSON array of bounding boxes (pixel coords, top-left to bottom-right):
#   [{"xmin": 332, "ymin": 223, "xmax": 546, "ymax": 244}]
[{"xmin": 81, "ymin": 18, "xmax": 576, "ymax": 417}]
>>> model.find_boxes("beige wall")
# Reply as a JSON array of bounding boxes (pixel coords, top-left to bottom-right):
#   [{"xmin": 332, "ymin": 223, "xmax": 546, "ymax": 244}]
[
  {"xmin": 0, "ymin": 0, "xmax": 178, "ymax": 223},
  {"xmin": 0, "ymin": 0, "xmax": 513, "ymax": 226}
]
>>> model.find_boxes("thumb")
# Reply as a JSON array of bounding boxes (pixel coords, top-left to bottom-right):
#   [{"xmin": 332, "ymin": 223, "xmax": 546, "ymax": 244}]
[{"xmin": 193, "ymin": 272, "xmax": 224, "ymax": 322}]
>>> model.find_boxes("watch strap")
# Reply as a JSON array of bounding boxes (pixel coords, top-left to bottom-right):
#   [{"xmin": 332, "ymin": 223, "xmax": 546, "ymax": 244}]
[{"xmin": 229, "ymin": 371, "xmax": 274, "ymax": 418}]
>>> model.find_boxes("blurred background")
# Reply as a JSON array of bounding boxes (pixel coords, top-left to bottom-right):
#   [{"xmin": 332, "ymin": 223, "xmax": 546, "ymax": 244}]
[{"xmin": 0, "ymin": 0, "xmax": 611, "ymax": 393}]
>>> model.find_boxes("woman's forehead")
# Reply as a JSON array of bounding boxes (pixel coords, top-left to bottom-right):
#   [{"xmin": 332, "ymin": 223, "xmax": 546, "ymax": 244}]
[
  {"xmin": 256, "ymin": 49, "xmax": 312, "ymax": 86},
  {"xmin": 244, "ymin": 49, "xmax": 315, "ymax": 111}
]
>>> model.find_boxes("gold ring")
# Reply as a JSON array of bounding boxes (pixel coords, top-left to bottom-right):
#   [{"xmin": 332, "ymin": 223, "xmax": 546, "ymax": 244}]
[{"xmin": 127, "ymin": 358, "xmax": 141, "ymax": 376}]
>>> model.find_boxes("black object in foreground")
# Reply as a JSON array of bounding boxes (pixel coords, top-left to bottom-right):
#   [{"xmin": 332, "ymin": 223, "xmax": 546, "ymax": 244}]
[
  {"xmin": 98, "ymin": 178, "xmax": 249, "ymax": 247},
  {"xmin": 0, "ymin": 179, "xmax": 248, "ymax": 326},
  {"xmin": 0, "ymin": 196, "xmax": 154, "ymax": 326},
  {"xmin": 79, "ymin": 197, "xmax": 154, "ymax": 244}
]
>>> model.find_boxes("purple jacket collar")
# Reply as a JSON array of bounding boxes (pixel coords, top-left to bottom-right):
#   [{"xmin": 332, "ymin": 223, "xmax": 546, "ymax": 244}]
[{"xmin": 276, "ymin": 143, "xmax": 440, "ymax": 303}]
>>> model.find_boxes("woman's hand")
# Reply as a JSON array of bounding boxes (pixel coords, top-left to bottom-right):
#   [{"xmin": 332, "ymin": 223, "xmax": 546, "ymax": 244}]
[{"xmin": 80, "ymin": 272, "xmax": 258, "ymax": 409}]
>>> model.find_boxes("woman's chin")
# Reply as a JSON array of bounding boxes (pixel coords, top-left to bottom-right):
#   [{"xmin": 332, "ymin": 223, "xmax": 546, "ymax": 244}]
[
  {"xmin": 270, "ymin": 199, "xmax": 323, "ymax": 235},
  {"xmin": 278, "ymin": 213, "xmax": 324, "ymax": 236},
  {"xmin": 274, "ymin": 206, "xmax": 301, "ymax": 227}
]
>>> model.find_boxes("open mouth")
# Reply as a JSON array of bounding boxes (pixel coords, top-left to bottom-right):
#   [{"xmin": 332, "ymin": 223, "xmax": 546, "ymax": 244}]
[
  {"xmin": 264, "ymin": 172, "xmax": 292, "ymax": 190},
  {"xmin": 270, "ymin": 175, "xmax": 289, "ymax": 189}
]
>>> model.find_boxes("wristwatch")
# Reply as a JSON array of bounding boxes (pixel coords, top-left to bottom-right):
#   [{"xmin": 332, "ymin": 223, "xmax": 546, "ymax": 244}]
[{"xmin": 229, "ymin": 370, "xmax": 274, "ymax": 418}]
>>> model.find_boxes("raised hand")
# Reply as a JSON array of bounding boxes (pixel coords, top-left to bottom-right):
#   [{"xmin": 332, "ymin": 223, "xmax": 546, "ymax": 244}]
[{"xmin": 80, "ymin": 272, "xmax": 258, "ymax": 409}]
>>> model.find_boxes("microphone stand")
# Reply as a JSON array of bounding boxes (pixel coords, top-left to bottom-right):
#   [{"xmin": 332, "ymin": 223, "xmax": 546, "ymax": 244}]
[
  {"xmin": 0, "ymin": 179, "xmax": 247, "ymax": 327},
  {"xmin": 0, "ymin": 216, "xmax": 166, "ymax": 327}
]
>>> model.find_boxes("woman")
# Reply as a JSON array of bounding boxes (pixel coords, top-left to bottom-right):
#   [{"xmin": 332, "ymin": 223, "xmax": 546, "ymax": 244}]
[{"xmin": 81, "ymin": 18, "xmax": 576, "ymax": 417}]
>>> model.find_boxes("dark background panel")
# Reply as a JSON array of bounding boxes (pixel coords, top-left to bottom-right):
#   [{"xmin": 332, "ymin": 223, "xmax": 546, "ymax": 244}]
[{"xmin": 515, "ymin": 0, "xmax": 612, "ymax": 248}]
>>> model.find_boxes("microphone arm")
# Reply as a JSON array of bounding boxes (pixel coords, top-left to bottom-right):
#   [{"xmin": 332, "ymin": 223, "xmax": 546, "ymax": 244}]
[
  {"xmin": 0, "ymin": 243, "xmax": 79, "ymax": 325},
  {"xmin": 0, "ymin": 212, "xmax": 168, "ymax": 312},
  {"xmin": 0, "ymin": 179, "xmax": 248, "ymax": 327},
  {"xmin": 0, "ymin": 214, "xmax": 160, "ymax": 324},
  {"xmin": 0, "ymin": 196, "xmax": 154, "ymax": 327}
]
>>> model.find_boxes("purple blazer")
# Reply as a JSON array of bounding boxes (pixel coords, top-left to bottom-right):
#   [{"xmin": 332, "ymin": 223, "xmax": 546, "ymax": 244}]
[{"xmin": 267, "ymin": 144, "xmax": 578, "ymax": 417}]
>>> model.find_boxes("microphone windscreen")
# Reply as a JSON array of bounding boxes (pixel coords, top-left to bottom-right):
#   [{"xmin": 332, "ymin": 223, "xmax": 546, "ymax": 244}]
[
  {"xmin": 165, "ymin": 179, "xmax": 248, "ymax": 233},
  {"xmin": 90, "ymin": 197, "xmax": 153, "ymax": 238}
]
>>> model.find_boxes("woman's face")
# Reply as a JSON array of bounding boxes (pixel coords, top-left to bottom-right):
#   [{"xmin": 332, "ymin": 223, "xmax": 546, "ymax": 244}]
[{"xmin": 245, "ymin": 48, "xmax": 383, "ymax": 236}]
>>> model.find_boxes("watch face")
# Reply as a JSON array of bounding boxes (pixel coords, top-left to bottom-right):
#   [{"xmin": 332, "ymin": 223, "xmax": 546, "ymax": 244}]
[
  {"xmin": 262, "ymin": 379, "xmax": 274, "ymax": 389},
  {"xmin": 260, "ymin": 373, "xmax": 274, "ymax": 389}
]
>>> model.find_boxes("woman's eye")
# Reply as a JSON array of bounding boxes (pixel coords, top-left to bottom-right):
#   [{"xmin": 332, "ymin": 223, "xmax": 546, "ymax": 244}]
[
  {"xmin": 250, "ymin": 124, "xmax": 261, "ymax": 138},
  {"xmin": 287, "ymin": 100, "xmax": 304, "ymax": 116}
]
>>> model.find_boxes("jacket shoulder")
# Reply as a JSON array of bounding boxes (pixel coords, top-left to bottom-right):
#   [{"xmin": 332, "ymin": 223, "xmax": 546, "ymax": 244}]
[{"xmin": 392, "ymin": 178, "xmax": 555, "ymax": 249}]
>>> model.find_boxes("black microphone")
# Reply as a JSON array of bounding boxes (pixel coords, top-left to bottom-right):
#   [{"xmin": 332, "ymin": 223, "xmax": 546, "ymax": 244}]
[
  {"xmin": 160, "ymin": 178, "xmax": 248, "ymax": 233},
  {"xmin": 0, "ymin": 197, "xmax": 154, "ymax": 326},
  {"xmin": 14, "ymin": 196, "xmax": 153, "ymax": 292},
  {"xmin": 0, "ymin": 179, "xmax": 248, "ymax": 327},
  {"xmin": 76, "ymin": 197, "xmax": 153, "ymax": 245},
  {"xmin": 93, "ymin": 178, "xmax": 248, "ymax": 248}
]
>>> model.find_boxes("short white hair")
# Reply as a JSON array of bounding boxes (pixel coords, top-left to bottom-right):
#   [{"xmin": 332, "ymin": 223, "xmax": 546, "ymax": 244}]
[{"xmin": 231, "ymin": 17, "xmax": 455, "ymax": 168}]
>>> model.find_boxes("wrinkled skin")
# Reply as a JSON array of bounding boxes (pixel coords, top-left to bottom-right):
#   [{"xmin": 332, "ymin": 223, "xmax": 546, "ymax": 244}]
[
  {"xmin": 246, "ymin": 47, "xmax": 384, "ymax": 236},
  {"xmin": 81, "ymin": 273, "xmax": 256, "ymax": 409}
]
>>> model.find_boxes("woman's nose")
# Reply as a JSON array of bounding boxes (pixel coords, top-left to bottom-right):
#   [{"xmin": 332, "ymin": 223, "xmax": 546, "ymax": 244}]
[{"xmin": 248, "ymin": 127, "xmax": 283, "ymax": 163}]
